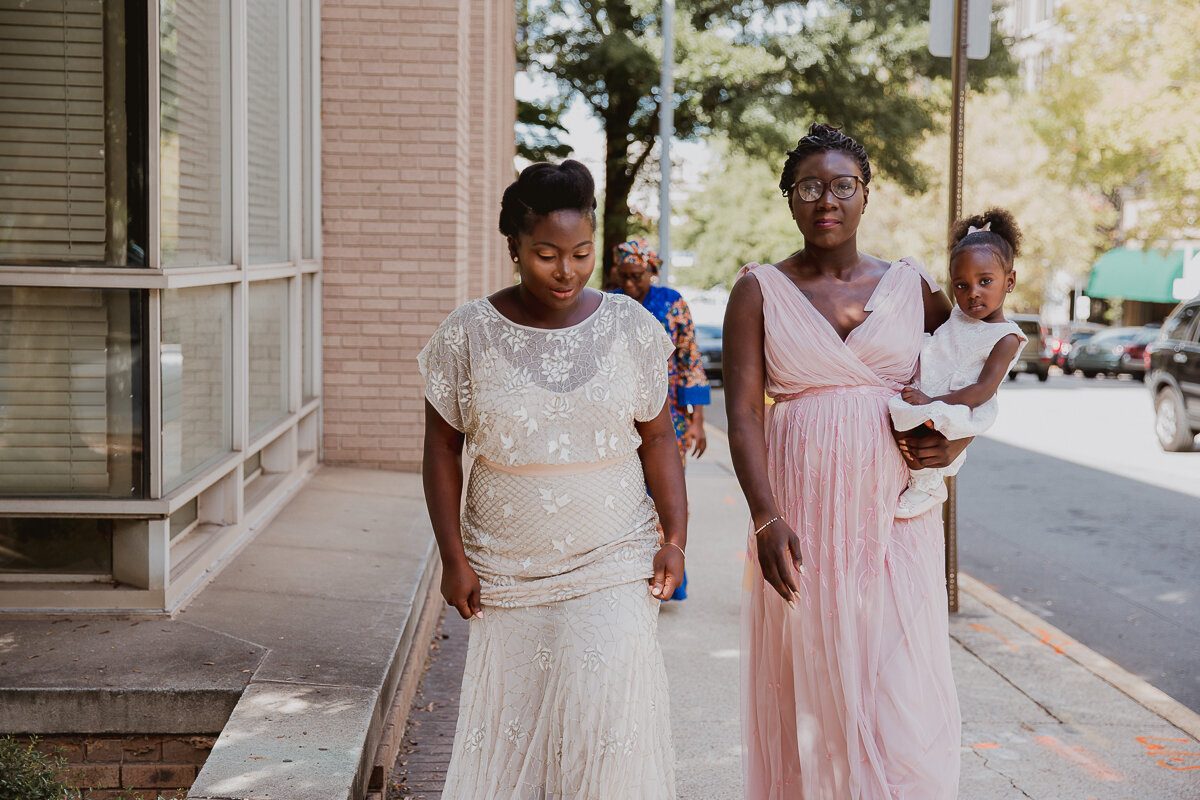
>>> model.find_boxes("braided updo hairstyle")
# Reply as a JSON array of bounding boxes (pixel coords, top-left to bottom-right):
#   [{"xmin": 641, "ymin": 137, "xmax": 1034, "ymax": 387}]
[
  {"xmin": 779, "ymin": 123, "xmax": 872, "ymax": 200},
  {"xmin": 949, "ymin": 207, "xmax": 1022, "ymax": 272},
  {"xmin": 499, "ymin": 160, "xmax": 597, "ymax": 238}
]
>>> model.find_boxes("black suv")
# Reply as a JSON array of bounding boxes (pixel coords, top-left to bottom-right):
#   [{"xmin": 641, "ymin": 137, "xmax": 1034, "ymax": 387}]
[{"xmin": 1147, "ymin": 297, "xmax": 1200, "ymax": 451}]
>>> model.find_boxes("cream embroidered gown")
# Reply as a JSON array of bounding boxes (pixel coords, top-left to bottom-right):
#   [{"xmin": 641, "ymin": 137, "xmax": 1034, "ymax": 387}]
[
  {"xmin": 740, "ymin": 259, "xmax": 962, "ymax": 800},
  {"xmin": 418, "ymin": 292, "xmax": 677, "ymax": 800}
]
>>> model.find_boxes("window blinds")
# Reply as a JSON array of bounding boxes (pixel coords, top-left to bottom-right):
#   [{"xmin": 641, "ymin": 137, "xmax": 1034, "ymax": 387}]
[
  {"xmin": 0, "ymin": 287, "xmax": 110, "ymax": 494},
  {"xmin": 0, "ymin": 0, "xmax": 107, "ymax": 264}
]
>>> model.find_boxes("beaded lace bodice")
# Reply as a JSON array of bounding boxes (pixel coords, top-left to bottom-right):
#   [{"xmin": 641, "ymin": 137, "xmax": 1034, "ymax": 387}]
[{"xmin": 418, "ymin": 292, "xmax": 674, "ymax": 467}]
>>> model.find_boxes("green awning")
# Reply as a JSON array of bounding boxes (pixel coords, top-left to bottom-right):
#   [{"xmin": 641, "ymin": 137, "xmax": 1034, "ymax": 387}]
[{"xmin": 1086, "ymin": 248, "xmax": 1184, "ymax": 303}]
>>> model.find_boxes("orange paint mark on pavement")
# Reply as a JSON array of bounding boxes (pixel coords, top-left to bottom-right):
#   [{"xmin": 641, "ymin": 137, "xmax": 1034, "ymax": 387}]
[
  {"xmin": 1034, "ymin": 736, "xmax": 1124, "ymax": 782},
  {"xmin": 1032, "ymin": 627, "xmax": 1071, "ymax": 655},
  {"xmin": 972, "ymin": 742, "xmax": 1000, "ymax": 749},
  {"xmin": 969, "ymin": 623, "xmax": 1019, "ymax": 652},
  {"xmin": 1136, "ymin": 736, "xmax": 1200, "ymax": 771}
]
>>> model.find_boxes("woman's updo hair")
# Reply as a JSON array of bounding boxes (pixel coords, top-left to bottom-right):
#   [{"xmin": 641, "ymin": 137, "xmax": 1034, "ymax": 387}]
[
  {"xmin": 779, "ymin": 123, "xmax": 872, "ymax": 198},
  {"xmin": 499, "ymin": 159, "xmax": 597, "ymax": 238},
  {"xmin": 949, "ymin": 207, "xmax": 1022, "ymax": 272}
]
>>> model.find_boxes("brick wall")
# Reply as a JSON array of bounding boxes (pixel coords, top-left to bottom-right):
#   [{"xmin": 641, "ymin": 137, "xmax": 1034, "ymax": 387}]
[
  {"xmin": 26, "ymin": 733, "xmax": 214, "ymax": 800},
  {"xmin": 321, "ymin": 0, "xmax": 516, "ymax": 470}
]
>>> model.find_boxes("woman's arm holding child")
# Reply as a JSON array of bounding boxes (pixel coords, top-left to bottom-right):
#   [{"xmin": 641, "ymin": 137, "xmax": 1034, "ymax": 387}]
[{"xmin": 901, "ymin": 333, "xmax": 1023, "ymax": 409}]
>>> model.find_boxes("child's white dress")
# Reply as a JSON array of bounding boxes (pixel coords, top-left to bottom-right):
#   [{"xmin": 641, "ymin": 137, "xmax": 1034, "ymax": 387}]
[{"xmin": 888, "ymin": 307, "xmax": 1027, "ymax": 493}]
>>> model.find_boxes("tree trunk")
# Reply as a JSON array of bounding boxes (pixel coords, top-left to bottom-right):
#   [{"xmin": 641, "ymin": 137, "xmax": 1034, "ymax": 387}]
[{"xmin": 602, "ymin": 135, "xmax": 636, "ymax": 281}]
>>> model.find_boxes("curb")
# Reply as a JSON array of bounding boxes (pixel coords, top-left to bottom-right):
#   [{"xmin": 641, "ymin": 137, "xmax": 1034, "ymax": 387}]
[{"xmin": 958, "ymin": 571, "xmax": 1200, "ymax": 741}]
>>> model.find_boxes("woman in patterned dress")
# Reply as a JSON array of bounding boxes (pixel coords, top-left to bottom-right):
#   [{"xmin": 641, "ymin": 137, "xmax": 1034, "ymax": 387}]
[
  {"xmin": 611, "ymin": 238, "xmax": 711, "ymax": 601},
  {"xmin": 420, "ymin": 160, "xmax": 687, "ymax": 799}
]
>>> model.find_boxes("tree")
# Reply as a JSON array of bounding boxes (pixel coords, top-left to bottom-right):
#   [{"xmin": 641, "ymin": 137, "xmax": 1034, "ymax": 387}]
[
  {"xmin": 1035, "ymin": 0, "xmax": 1200, "ymax": 243},
  {"xmin": 517, "ymin": 0, "xmax": 1014, "ymax": 268}
]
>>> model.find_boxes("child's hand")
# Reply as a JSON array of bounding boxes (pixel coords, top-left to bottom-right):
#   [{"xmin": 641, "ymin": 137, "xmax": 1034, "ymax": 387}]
[{"xmin": 901, "ymin": 386, "xmax": 932, "ymax": 405}]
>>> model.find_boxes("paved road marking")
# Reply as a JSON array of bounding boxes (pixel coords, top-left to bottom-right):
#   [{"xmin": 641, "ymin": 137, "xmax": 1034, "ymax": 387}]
[{"xmin": 1033, "ymin": 735, "xmax": 1124, "ymax": 782}]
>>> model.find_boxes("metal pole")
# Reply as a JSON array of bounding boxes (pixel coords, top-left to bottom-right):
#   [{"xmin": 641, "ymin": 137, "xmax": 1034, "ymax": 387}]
[
  {"xmin": 659, "ymin": 0, "xmax": 674, "ymax": 285},
  {"xmin": 943, "ymin": 0, "xmax": 969, "ymax": 614}
]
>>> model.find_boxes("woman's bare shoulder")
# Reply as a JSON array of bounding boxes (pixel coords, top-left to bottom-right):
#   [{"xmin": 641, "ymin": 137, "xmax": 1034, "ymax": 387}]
[{"xmin": 730, "ymin": 267, "xmax": 765, "ymax": 303}]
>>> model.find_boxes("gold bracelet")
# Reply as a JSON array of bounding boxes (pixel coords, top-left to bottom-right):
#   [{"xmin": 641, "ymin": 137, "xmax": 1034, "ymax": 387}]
[
  {"xmin": 663, "ymin": 541, "xmax": 685, "ymax": 558},
  {"xmin": 753, "ymin": 515, "xmax": 782, "ymax": 536}
]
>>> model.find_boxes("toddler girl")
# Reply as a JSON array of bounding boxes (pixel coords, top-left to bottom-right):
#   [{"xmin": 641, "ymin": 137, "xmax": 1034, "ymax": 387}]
[{"xmin": 889, "ymin": 208, "xmax": 1029, "ymax": 518}]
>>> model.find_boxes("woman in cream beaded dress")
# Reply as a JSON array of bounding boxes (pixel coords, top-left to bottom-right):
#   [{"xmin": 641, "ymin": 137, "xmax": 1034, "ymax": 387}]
[{"xmin": 419, "ymin": 160, "xmax": 686, "ymax": 800}]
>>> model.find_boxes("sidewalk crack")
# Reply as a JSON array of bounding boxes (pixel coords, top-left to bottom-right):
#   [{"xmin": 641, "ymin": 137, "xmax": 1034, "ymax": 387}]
[
  {"xmin": 951, "ymin": 632, "xmax": 1064, "ymax": 724},
  {"xmin": 972, "ymin": 750, "xmax": 1034, "ymax": 799}
]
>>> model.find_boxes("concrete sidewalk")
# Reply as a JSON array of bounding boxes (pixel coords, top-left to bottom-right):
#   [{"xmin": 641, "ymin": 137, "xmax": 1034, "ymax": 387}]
[{"xmin": 663, "ymin": 425, "xmax": 1200, "ymax": 800}]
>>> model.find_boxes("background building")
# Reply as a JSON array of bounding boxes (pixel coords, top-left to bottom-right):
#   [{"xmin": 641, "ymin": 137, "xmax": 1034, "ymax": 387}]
[{"xmin": 0, "ymin": 0, "xmax": 515, "ymax": 613}]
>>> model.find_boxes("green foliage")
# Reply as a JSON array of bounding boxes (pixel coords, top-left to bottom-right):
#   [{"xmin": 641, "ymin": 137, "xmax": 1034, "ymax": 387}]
[
  {"xmin": 518, "ymin": 0, "xmax": 1016, "ymax": 265},
  {"xmin": 516, "ymin": 98, "xmax": 574, "ymax": 163},
  {"xmin": 1035, "ymin": 0, "xmax": 1200, "ymax": 241},
  {"xmin": 0, "ymin": 737, "xmax": 82, "ymax": 800}
]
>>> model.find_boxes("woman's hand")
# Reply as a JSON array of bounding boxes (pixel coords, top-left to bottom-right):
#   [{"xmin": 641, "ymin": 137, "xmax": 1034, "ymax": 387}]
[
  {"xmin": 651, "ymin": 543, "xmax": 686, "ymax": 599},
  {"xmin": 894, "ymin": 427, "xmax": 973, "ymax": 470},
  {"xmin": 756, "ymin": 520, "xmax": 804, "ymax": 606},
  {"xmin": 441, "ymin": 557, "xmax": 482, "ymax": 620}
]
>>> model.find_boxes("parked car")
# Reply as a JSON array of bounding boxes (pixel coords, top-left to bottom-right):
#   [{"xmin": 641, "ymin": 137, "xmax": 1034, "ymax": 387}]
[
  {"xmin": 1146, "ymin": 297, "xmax": 1200, "ymax": 451},
  {"xmin": 1007, "ymin": 313, "xmax": 1050, "ymax": 381},
  {"xmin": 695, "ymin": 323, "xmax": 723, "ymax": 384},
  {"xmin": 1069, "ymin": 326, "xmax": 1160, "ymax": 380},
  {"xmin": 1061, "ymin": 329, "xmax": 1100, "ymax": 372},
  {"xmin": 1049, "ymin": 322, "xmax": 1105, "ymax": 369}
]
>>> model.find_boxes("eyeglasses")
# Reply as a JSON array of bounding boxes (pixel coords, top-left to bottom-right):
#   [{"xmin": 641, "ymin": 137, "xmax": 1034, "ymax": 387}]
[{"xmin": 788, "ymin": 175, "xmax": 862, "ymax": 203}]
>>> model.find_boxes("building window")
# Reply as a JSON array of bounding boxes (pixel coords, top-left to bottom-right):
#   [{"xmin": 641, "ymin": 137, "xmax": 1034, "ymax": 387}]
[
  {"xmin": 160, "ymin": 0, "xmax": 233, "ymax": 267},
  {"xmin": 0, "ymin": 0, "xmax": 148, "ymax": 267},
  {"xmin": 0, "ymin": 287, "xmax": 147, "ymax": 497},
  {"xmin": 247, "ymin": 0, "xmax": 290, "ymax": 264},
  {"xmin": 161, "ymin": 285, "xmax": 233, "ymax": 493},
  {"xmin": 248, "ymin": 278, "xmax": 289, "ymax": 438}
]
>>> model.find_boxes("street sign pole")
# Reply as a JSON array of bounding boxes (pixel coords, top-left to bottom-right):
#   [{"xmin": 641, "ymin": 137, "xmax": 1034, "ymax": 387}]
[
  {"xmin": 659, "ymin": 0, "xmax": 674, "ymax": 285},
  {"xmin": 942, "ymin": 0, "xmax": 970, "ymax": 614}
]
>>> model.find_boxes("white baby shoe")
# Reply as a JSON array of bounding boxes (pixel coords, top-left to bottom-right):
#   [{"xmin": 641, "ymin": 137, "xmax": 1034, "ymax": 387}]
[{"xmin": 894, "ymin": 483, "xmax": 948, "ymax": 519}]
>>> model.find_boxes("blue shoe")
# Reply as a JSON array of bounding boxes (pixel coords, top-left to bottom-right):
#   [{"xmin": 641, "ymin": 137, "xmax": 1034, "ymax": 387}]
[{"xmin": 668, "ymin": 569, "xmax": 688, "ymax": 602}]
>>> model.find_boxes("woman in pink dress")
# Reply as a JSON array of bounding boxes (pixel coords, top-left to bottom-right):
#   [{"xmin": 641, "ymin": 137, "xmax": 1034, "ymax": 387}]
[{"xmin": 724, "ymin": 123, "xmax": 966, "ymax": 799}]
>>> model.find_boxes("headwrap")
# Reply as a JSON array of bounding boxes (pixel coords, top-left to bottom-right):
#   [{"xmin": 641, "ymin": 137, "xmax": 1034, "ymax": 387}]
[{"xmin": 613, "ymin": 238, "xmax": 663, "ymax": 274}]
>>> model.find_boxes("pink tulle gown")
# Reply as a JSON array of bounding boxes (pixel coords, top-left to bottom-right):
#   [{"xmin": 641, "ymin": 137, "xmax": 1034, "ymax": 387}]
[{"xmin": 740, "ymin": 259, "xmax": 961, "ymax": 800}]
